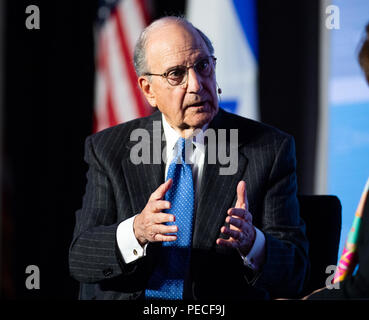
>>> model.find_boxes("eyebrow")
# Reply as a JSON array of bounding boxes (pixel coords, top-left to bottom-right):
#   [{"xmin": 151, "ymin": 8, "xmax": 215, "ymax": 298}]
[
  {"xmin": 165, "ymin": 64, "xmax": 184, "ymax": 71},
  {"xmin": 164, "ymin": 56, "xmax": 209, "ymax": 72}
]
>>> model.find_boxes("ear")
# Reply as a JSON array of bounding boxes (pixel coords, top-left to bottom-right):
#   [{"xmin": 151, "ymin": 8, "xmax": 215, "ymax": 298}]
[{"xmin": 138, "ymin": 76, "xmax": 157, "ymax": 107}]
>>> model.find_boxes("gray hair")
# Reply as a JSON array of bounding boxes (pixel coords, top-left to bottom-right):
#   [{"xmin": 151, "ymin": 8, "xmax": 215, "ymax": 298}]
[{"xmin": 133, "ymin": 16, "xmax": 214, "ymax": 77}]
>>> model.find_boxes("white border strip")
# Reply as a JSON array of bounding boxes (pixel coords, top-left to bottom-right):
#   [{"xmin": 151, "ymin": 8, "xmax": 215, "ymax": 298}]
[
  {"xmin": 314, "ymin": 0, "xmax": 332, "ymax": 194},
  {"xmin": 0, "ymin": 0, "xmax": 4, "ymax": 293}
]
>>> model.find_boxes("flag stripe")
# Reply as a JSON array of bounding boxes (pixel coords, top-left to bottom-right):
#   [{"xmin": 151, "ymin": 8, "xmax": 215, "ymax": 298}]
[
  {"xmin": 101, "ymin": 35, "xmax": 119, "ymax": 127},
  {"xmin": 105, "ymin": 18, "xmax": 138, "ymax": 123},
  {"xmin": 94, "ymin": 35, "xmax": 110, "ymax": 132},
  {"xmin": 113, "ymin": 8, "xmax": 147, "ymax": 118},
  {"xmin": 119, "ymin": 0, "xmax": 146, "ymax": 54},
  {"xmin": 106, "ymin": 85, "xmax": 118, "ymax": 127},
  {"xmin": 137, "ymin": 0, "xmax": 150, "ymax": 25},
  {"xmin": 93, "ymin": 0, "xmax": 150, "ymax": 133}
]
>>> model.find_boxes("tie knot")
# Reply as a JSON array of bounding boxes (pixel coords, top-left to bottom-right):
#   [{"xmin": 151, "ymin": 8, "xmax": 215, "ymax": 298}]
[{"xmin": 176, "ymin": 137, "xmax": 186, "ymax": 160}]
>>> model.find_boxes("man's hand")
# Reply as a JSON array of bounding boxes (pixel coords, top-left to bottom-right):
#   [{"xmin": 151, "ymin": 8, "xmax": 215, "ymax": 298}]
[
  {"xmin": 133, "ymin": 179, "xmax": 177, "ymax": 247},
  {"xmin": 216, "ymin": 180, "xmax": 256, "ymax": 256}
]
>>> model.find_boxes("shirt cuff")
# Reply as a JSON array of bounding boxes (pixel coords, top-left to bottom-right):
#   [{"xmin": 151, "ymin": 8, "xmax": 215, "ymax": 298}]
[
  {"xmin": 116, "ymin": 215, "xmax": 148, "ymax": 264},
  {"xmin": 238, "ymin": 227, "xmax": 266, "ymax": 271}
]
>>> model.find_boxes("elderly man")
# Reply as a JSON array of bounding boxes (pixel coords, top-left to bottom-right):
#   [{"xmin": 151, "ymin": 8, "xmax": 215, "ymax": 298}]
[{"xmin": 69, "ymin": 16, "xmax": 308, "ymax": 300}]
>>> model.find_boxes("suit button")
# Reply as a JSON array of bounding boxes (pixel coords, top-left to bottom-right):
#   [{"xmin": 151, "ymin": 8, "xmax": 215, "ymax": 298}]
[{"xmin": 103, "ymin": 268, "xmax": 113, "ymax": 277}]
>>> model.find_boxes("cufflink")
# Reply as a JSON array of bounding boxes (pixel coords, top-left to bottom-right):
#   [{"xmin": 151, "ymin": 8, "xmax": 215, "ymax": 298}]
[
  {"xmin": 103, "ymin": 268, "xmax": 113, "ymax": 277},
  {"xmin": 242, "ymin": 256, "xmax": 255, "ymax": 269}
]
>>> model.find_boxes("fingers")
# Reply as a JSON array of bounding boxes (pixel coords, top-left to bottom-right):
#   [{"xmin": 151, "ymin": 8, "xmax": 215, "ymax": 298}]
[
  {"xmin": 153, "ymin": 212, "xmax": 175, "ymax": 224},
  {"xmin": 216, "ymin": 237, "xmax": 238, "ymax": 248},
  {"xmin": 216, "ymin": 225, "xmax": 249, "ymax": 249},
  {"xmin": 216, "ymin": 223, "xmax": 255, "ymax": 251},
  {"xmin": 226, "ymin": 215, "xmax": 246, "ymax": 230},
  {"xmin": 154, "ymin": 234, "xmax": 177, "ymax": 242},
  {"xmin": 134, "ymin": 180, "xmax": 178, "ymax": 245},
  {"xmin": 216, "ymin": 191, "xmax": 255, "ymax": 251},
  {"xmin": 151, "ymin": 223, "xmax": 178, "ymax": 236},
  {"xmin": 227, "ymin": 208, "xmax": 252, "ymax": 223},
  {"xmin": 149, "ymin": 200, "xmax": 171, "ymax": 213},
  {"xmin": 134, "ymin": 210, "xmax": 177, "ymax": 245},
  {"xmin": 220, "ymin": 225, "xmax": 243, "ymax": 240},
  {"xmin": 224, "ymin": 210, "xmax": 254, "ymax": 240},
  {"xmin": 143, "ymin": 218, "xmax": 178, "ymax": 244}
]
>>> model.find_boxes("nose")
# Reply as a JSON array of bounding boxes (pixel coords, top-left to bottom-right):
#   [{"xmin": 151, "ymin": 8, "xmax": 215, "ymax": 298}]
[{"xmin": 186, "ymin": 67, "xmax": 203, "ymax": 93}]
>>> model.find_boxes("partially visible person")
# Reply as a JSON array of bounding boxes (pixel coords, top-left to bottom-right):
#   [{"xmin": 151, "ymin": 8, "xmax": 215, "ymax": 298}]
[
  {"xmin": 305, "ymin": 22, "xmax": 369, "ymax": 300},
  {"xmin": 359, "ymin": 23, "xmax": 369, "ymax": 83}
]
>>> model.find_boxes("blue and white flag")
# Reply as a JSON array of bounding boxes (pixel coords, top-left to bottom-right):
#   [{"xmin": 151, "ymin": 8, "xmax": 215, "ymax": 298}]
[{"xmin": 186, "ymin": 0, "xmax": 259, "ymax": 120}]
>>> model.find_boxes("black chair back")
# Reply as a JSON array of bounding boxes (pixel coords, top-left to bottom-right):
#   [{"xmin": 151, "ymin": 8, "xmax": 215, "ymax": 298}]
[{"xmin": 298, "ymin": 195, "xmax": 342, "ymax": 296}]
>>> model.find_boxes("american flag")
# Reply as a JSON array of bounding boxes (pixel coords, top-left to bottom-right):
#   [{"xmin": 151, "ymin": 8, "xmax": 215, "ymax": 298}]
[{"xmin": 93, "ymin": 0, "xmax": 152, "ymax": 133}]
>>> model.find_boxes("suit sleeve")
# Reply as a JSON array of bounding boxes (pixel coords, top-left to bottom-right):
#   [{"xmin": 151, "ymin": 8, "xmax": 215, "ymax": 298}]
[
  {"xmin": 69, "ymin": 136, "xmax": 140, "ymax": 284},
  {"xmin": 255, "ymin": 135, "xmax": 309, "ymax": 298}
]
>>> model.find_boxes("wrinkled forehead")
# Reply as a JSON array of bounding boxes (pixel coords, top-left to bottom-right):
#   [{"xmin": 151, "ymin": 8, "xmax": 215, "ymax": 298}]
[{"xmin": 145, "ymin": 21, "xmax": 209, "ymax": 69}]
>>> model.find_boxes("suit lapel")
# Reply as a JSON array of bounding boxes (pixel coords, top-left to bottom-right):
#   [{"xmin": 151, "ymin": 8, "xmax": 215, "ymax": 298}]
[
  {"xmin": 122, "ymin": 111, "xmax": 165, "ymax": 214},
  {"xmin": 192, "ymin": 110, "xmax": 249, "ymax": 249}
]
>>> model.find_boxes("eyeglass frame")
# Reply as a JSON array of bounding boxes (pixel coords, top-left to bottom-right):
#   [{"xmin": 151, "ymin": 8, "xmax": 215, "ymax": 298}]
[{"xmin": 143, "ymin": 55, "xmax": 217, "ymax": 86}]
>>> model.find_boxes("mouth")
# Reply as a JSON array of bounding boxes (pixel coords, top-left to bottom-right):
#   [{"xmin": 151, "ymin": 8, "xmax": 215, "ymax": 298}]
[{"xmin": 186, "ymin": 100, "xmax": 209, "ymax": 109}]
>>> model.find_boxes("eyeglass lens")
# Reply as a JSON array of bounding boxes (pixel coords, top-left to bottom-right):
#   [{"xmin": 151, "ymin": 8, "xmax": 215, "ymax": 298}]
[{"xmin": 166, "ymin": 57, "xmax": 214, "ymax": 86}]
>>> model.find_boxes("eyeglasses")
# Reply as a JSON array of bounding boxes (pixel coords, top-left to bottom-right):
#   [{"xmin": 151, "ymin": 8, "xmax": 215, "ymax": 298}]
[{"xmin": 144, "ymin": 56, "xmax": 217, "ymax": 86}]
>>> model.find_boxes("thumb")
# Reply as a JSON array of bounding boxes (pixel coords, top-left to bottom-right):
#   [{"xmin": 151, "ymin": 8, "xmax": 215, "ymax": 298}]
[
  {"xmin": 235, "ymin": 180, "xmax": 247, "ymax": 209},
  {"xmin": 151, "ymin": 178, "xmax": 173, "ymax": 200}
]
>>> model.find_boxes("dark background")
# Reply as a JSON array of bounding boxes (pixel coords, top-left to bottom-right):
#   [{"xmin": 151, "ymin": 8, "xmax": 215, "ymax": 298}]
[{"xmin": 1, "ymin": 0, "xmax": 320, "ymax": 299}]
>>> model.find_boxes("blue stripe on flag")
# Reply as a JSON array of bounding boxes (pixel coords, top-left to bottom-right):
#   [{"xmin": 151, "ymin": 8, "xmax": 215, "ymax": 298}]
[
  {"xmin": 232, "ymin": 0, "xmax": 258, "ymax": 60},
  {"xmin": 220, "ymin": 100, "xmax": 238, "ymax": 114}
]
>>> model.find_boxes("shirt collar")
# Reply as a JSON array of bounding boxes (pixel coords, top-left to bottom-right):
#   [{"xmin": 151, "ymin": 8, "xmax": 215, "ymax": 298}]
[{"xmin": 161, "ymin": 113, "xmax": 206, "ymax": 155}]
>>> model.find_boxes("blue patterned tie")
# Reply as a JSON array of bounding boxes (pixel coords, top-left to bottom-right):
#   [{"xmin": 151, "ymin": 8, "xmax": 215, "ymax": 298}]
[{"xmin": 145, "ymin": 137, "xmax": 194, "ymax": 299}]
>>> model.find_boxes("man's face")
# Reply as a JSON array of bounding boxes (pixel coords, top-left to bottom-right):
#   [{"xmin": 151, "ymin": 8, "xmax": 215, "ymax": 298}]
[{"xmin": 140, "ymin": 22, "xmax": 219, "ymax": 135}]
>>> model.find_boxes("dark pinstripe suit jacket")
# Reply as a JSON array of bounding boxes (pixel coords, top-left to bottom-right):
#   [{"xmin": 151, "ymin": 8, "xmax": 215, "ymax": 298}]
[{"xmin": 69, "ymin": 108, "xmax": 309, "ymax": 300}]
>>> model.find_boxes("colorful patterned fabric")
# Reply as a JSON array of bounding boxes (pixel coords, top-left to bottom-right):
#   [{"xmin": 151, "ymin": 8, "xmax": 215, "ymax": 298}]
[{"xmin": 333, "ymin": 177, "xmax": 369, "ymax": 284}]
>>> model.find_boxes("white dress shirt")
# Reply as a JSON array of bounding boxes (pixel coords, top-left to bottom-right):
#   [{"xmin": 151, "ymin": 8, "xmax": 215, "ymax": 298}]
[{"xmin": 116, "ymin": 114, "xmax": 265, "ymax": 270}]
